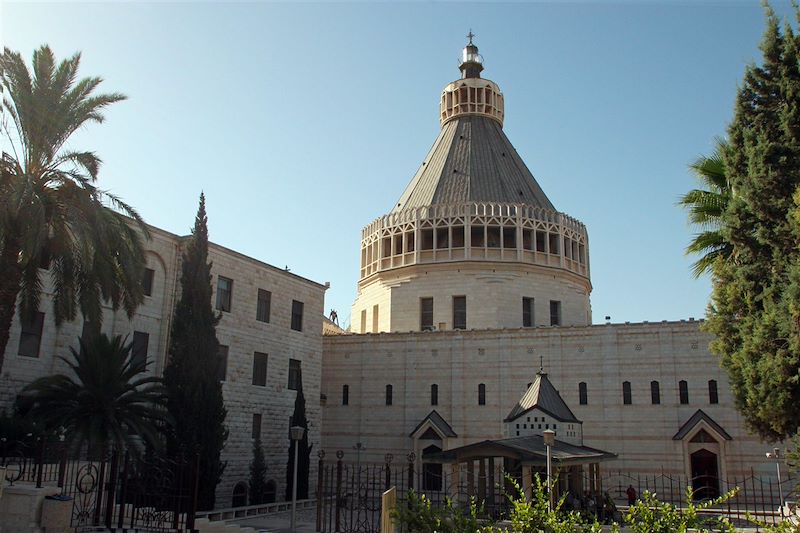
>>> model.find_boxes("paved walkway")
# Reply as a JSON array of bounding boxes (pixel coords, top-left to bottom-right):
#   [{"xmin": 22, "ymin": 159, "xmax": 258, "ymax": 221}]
[{"xmin": 235, "ymin": 508, "xmax": 318, "ymax": 533}]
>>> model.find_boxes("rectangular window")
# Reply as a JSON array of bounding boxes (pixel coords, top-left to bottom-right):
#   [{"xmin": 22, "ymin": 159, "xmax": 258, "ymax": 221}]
[
  {"xmin": 549, "ymin": 300, "xmax": 562, "ymax": 326},
  {"xmin": 435, "ymin": 227, "xmax": 449, "ymax": 249},
  {"xmin": 548, "ymin": 233, "xmax": 560, "ymax": 254},
  {"xmin": 430, "ymin": 384, "xmax": 438, "ymax": 406},
  {"xmin": 623, "ymin": 381, "xmax": 632, "ymax": 405},
  {"xmin": 522, "ymin": 297, "xmax": 534, "ymax": 327},
  {"xmin": 679, "ymin": 380, "xmax": 689, "ymax": 404},
  {"xmin": 478, "ymin": 384, "xmax": 486, "ymax": 406},
  {"xmin": 522, "ymin": 229, "xmax": 533, "ymax": 250},
  {"xmin": 142, "ymin": 268, "xmax": 155, "ymax": 297},
  {"xmin": 216, "ymin": 276, "xmax": 233, "ymax": 312},
  {"xmin": 132, "ymin": 331, "xmax": 149, "ymax": 369},
  {"xmin": 452, "ymin": 226, "xmax": 465, "ymax": 247},
  {"xmin": 452, "ymin": 296, "xmax": 466, "ymax": 330},
  {"xmin": 256, "ymin": 289, "xmax": 271, "ymax": 323},
  {"xmin": 18, "ymin": 312, "xmax": 44, "ymax": 358},
  {"xmin": 288, "ymin": 358, "xmax": 301, "ymax": 390},
  {"xmin": 486, "ymin": 226, "xmax": 501, "ymax": 248},
  {"xmin": 470, "ymin": 226, "xmax": 485, "ymax": 247},
  {"xmin": 360, "ymin": 309, "xmax": 367, "ymax": 334},
  {"xmin": 217, "ymin": 345, "xmax": 228, "ymax": 382},
  {"xmin": 708, "ymin": 380, "xmax": 719, "ymax": 404},
  {"xmin": 651, "ymin": 381, "xmax": 661, "ymax": 405},
  {"xmin": 342, "ymin": 384, "xmax": 349, "ymax": 406},
  {"xmin": 253, "ymin": 352, "xmax": 268, "ymax": 386},
  {"xmin": 291, "ymin": 300, "xmax": 304, "ymax": 331},
  {"xmin": 535, "ymin": 231, "xmax": 546, "ymax": 252},
  {"xmin": 372, "ymin": 305, "xmax": 379, "ymax": 333},
  {"xmin": 252, "ymin": 413, "xmax": 262, "ymax": 440},
  {"xmin": 579, "ymin": 382, "xmax": 588, "ymax": 405},
  {"xmin": 502, "ymin": 227, "xmax": 516, "ymax": 248},
  {"xmin": 420, "ymin": 298, "xmax": 434, "ymax": 331},
  {"xmin": 421, "ymin": 229, "xmax": 434, "ymax": 250},
  {"xmin": 385, "ymin": 384, "xmax": 393, "ymax": 406}
]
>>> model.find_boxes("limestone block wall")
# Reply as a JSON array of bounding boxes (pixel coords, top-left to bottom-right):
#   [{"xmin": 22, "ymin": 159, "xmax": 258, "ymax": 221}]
[
  {"xmin": 320, "ymin": 321, "xmax": 768, "ymax": 480},
  {"xmin": 0, "ymin": 224, "xmax": 326, "ymax": 511},
  {"xmin": 209, "ymin": 243, "xmax": 325, "ymax": 508},
  {"xmin": 352, "ymin": 262, "xmax": 591, "ymax": 333}
]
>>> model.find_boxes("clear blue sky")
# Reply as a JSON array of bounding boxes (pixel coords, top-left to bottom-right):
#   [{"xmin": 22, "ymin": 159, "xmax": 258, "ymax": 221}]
[{"xmin": 3, "ymin": 1, "xmax": 790, "ymax": 327}]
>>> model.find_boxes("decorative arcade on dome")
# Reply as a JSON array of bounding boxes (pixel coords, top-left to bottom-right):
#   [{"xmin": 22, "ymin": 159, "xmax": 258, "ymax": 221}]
[{"xmin": 353, "ymin": 36, "xmax": 592, "ymax": 333}]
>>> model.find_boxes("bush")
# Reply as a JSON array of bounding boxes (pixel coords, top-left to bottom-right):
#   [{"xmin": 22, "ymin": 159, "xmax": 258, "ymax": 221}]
[{"xmin": 623, "ymin": 486, "xmax": 737, "ymax": 533}]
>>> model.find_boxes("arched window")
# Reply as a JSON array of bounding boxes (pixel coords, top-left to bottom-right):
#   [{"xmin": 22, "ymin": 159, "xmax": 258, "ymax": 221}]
[
  {"xmin": 478, "ymin": 383, "xmax": 486, "ymax": 405},
  {"xmin": 651, "ymin": 381, "xmax": 660, "ymax": 405},
  {"xmin": 386, "ymin": 384, "xmax": 393, "ymax": 406},
  {"xmin": 431, "ymin": 384, "xmax": 438, "ymax": 406},
  {"xmin": 578, "ymin": 382, "xmax": 588, "ymax": 405},
  {"xmin": 232, "ymin": 482, "xmax": 247, "ymax": 508},
  {"xmin": 679, "ymin": 380, "xmax": 689, "ymax": 405},
  {"xmin": 622, "ymin": 381, "xmax": 632, "ymax": 405},
  {"xmin": 342, "ymin": 384, "xmax": 349, "ymax": 406},
  {"xmin": 265, "ymin": 479, "xmax": 277, "ymax": 503},
  {"xmin": 708, "ymin": 380, "xmax": 718, "ymax": 404}
]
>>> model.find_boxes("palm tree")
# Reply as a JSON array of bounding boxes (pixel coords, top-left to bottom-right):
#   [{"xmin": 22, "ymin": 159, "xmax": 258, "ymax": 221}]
[
  {"xmin": 0, "ymin": 45, "xmax": 148, "ymax": 373},
  {"xmin": 17, "ymin": 334, "xmax": 169, "ymax": 453},
  {"xmin": 678, "ymin": 138, "xmax": 733, "ymax": 278}
]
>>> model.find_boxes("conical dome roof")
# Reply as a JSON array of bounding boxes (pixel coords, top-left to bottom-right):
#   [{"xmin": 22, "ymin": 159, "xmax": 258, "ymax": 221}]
[
  {"xmin": 391, "ymin": 38, "xmax": 555, "ymax": 213},
  {"xmin": 392, "ymin": 115, "xmax": 555, "ymax": 212}
]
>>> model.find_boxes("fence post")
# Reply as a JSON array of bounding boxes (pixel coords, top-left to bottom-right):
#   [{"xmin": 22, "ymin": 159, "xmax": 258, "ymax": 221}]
[
  {"xmin": 335, "ymin": 451, "xmax": 343, "ymax": 533},
  {"xmin": 92, "ymin": 452, "xmax": 108, "ymax": 526},
  {"xmin": 407, "ymin": 453, "xmax": 415, "ymax": 493},
  {"xmin": 316, "ymin": 450, "xmax": 325, "ymax": 532},
  {"xmin": 104, "ymin": 450, "xmax": 119, "ymax": 529},
  {"xmin": 381, "ymin": 487, "xmax": 396, "ymax": 533},
  {"xmin": 187, "ymin": 452, "xmax": 200, "ymax": 532},
  {"xmin": 117, "ymin": 452, "xmax": 129, "ymax": 530},
  {"xmin": 384, "ymin": 454, "xmax": 393, "ymax": 492},
  {"xmin": 35, "ymin": 438, "xmax": 45, "ymax": 488},
  {"xmin": 57, "ymin": 438, "xmax": 68, "ymax": 488}
]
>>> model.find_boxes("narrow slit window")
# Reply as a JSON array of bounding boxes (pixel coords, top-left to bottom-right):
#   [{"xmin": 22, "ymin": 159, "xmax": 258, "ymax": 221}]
[
  {"xmin": 651, "ymin": 381, "xmax": 660, "ymax": 404},
  {"xmin": 579, "ymin": 382, "xmax": 588, "ymax": 405},
  {"xmin": 623, "ymin": 381, "xmax": 632, "ymax": 405}
]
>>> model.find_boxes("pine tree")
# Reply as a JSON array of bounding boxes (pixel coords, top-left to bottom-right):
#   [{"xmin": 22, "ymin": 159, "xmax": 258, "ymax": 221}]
[
  {"xmin": 705, "ymin": 5, "xmax": 800, "ymax": 443},
  {"xmin": 163, "ymin": 193, "xmax": 228, "ymax": 510},
  {"xmin": 285, "ymin": 369, "xmax": 312, "ymax": 500},
  {"xmin": 249, "ymin": 436, "xmax": 268, "ymax": 505}
]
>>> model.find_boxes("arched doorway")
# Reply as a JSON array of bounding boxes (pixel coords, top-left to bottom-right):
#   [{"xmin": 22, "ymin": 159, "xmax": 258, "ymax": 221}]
[
  {"xmin": 690, "ymin": 447, "xmax": 719, "ymax": 501},
  {"xmin": 422, "ymin": 444, "xmax": 443, "ymax": 491},
  {"xmin": 232, "ymin": 482, "xmax": 248, "ymax": 507}
]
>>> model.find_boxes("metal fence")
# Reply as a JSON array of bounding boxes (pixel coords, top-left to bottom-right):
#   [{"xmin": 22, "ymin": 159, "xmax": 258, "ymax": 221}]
[
  {"xmin": 1, "ymin": 437, "xmax": 200, "ymax": 533},
  {"xmin": 315, "ymin": 451, "xmax": 799, "ymax": 533}
]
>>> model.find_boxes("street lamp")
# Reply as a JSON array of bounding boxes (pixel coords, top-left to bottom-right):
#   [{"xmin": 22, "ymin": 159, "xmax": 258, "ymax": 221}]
[
  {"xmin": 290, "ymin": 425, "xmax": 306, "ymax": 533},
  {"xmin": 543, "ymin": 429, "xmax": 555, "ymax": 512},
  {"xmin": 766, "ymin": 448, "xmax": 784, "ymax": 513}
]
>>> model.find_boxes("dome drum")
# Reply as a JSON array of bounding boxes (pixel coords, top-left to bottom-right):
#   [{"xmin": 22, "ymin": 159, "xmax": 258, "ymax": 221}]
[
  {"xmin": 440, "ymin": 78, "xmax": 504, "ymax": 127},
  {"xmin": 359, "ymin": 201, "xmax": 590, "ymax": 283}
]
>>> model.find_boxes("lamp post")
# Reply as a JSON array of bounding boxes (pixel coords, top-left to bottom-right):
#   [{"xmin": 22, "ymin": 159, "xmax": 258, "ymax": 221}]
[
  {"xmin": 543, "ymin": 429, "xmax": 555, "ymax": 512},
  {"xmin": 765, "ymin": 448, "xmax": 784, "ymax": 513},
  {"xmin": 290, "ymin": 425, "xmax": 306, "ymax": 533}
]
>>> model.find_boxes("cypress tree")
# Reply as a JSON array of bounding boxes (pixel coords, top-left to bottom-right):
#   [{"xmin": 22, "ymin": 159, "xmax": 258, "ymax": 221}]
[
  {"xmin": 249, "ymin": 436, "xmax": 268, "ymax": 505},
  {"xmin": 163, "ymin": 193, "xmax": 228, "ymax": 510},
  {"xmin": 706, "ymin": 5, "xmax": 800, "ymax": 443},
  {"xmin": 285, "ymin": 369, "xmax": 312, "ymax": 500}
]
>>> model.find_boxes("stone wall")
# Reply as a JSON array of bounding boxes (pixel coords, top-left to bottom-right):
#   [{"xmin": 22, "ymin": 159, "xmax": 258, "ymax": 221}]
[
  {"xmin": 320, "ymin": 320, "xmax": 769, "ymax": 480},
  {"xmin": 0, "ymin": 223, "xmax": 326, "ymax": 511}
]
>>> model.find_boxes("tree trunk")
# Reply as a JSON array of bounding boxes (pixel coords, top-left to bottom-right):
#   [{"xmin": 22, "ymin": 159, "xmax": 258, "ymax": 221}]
[{"xmin": 0, "ymin": 238, "xmax": 23, "ymax": 374}]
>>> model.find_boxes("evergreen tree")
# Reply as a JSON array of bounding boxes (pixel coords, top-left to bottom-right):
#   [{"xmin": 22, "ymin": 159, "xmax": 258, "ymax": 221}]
[
  {"xmin": 705, "ymin": 5, "xmax": 800, "ymax": 443},
  {"xmin": 285, "ymin": 369, "xmax": 312, "ymax": 500},
  {"xmin": 249, "ymin": 436, "xmax": 268, "ymax": 505},
  {"xmin": 163, "ymin": 193, "xmax": 228, "ymax": 510}
]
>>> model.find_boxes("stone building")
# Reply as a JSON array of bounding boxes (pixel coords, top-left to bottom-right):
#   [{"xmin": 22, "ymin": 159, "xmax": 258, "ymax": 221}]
[
  {"xmin": 0, "ymin": 223, "xmax": 327, "ymax": 508},
  {"xmin": 321, "ymin": 37, "xmax": 770, "ymax": 492}
]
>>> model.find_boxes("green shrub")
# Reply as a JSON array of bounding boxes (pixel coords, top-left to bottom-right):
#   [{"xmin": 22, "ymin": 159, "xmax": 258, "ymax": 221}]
[{"xmin": 623, "ymin": 486, "xmax": 737, "ymax": 533}]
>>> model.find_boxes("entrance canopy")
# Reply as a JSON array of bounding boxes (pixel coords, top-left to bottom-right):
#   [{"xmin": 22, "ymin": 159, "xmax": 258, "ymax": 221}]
[{"xmin": 422, "ymin": 434, "xmax": 616, "ymax": 467}]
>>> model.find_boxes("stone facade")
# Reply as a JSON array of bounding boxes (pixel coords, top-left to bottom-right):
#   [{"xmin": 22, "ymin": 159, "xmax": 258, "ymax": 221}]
[
  {"xmin": 0, "ymin": 224, "xmax": 327, "ymax": 509},
  {"xmin": 320, "ymin": 321, "xmax": 768, "ymax": 480}
]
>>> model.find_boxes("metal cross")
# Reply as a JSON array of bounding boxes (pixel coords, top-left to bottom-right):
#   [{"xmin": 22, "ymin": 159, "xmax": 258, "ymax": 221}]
[
  {"xmin": 467, "ymin": 30, "xmax": 475, "ymax": 44},
  {"xmin": 539, "ymin": 354, "xmax": 544, "ymax": 373}
]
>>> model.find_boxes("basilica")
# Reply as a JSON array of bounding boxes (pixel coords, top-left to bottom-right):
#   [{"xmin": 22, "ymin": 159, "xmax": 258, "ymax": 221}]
[{"xmin": 0, "ymin": 38, "xmax": 776, "ymax": 508}]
